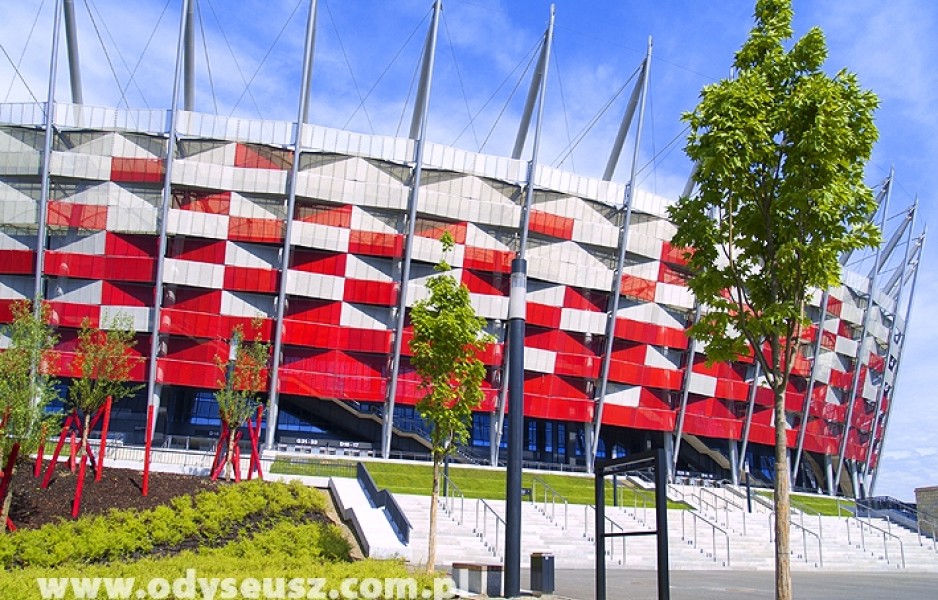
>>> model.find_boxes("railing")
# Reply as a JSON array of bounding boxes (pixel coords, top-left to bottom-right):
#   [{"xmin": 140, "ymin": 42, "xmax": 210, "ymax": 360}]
[
  {"xmin": 356, "ymin": 462, "xmax": 412, "ymax": 544},
  {"xmin": 680, "ymin": 510, "xmax": 731, "ymax": 566},
  {"xmin": 439, "ymin": 471, "xmax": 466, "ymax": 525},
  {"xmin": 531, "ymin": 476, "xmax": 569, "ymax": 531},
  {"xmin": 769, "ymin": 511, "xmax": 824, "ymax": 567},
  {"xmin": 858, "ymin": 497, "xmax": 938, "ymax": 553},
  {"xmin": 583, "ymin": 505, "xmax": 631, "ymax": 565},
  {"xmin": 697, "ymin": 487, "xmax": 746, "ymax": 535},
  {"xmin": 845, "ymin": 514, "xmax": 906, "ymax": 568},
  {"xmin": 474, "ymin": 499, "xmax": 505, "ymax": 559}
]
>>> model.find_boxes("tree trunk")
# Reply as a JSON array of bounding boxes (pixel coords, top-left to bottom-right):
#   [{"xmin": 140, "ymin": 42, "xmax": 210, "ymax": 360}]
[
  {"xmin": 774, "ymin": 386, "xmax": 792, "ymax": 600},
  {"xmin": 225, "ymin": 429, "xmax": 236, "ymax": 482},
  {"xmin": 0, "ymin": 463, "xmax": 16, "ymax": 534},
  {"xmin": 427, "ymin": 455, "xmax": 440, "ymax": 572},
  {"xmin": 77, "ymin": 412, "xmax": 91, "ymax": 466}
]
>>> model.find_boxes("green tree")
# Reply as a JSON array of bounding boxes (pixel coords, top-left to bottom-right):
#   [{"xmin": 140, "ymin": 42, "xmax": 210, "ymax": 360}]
[
  {"xmin": 215, "ymin": 322, "xmax": 269, "ymax": 481},
  {"xmin": 68, "ymin": 315, "xmax": 143, "ymax": 466},
  {"xmin": 667, "ymin": 2, "xmax": 880, "ymax": 598},
  {"xmin": 409, "ymin": 232, "xmax": 494, "ymax": 572},
  {"xmin": 0, "ymin": 300, "xmax": 60, "ymax": 530}
]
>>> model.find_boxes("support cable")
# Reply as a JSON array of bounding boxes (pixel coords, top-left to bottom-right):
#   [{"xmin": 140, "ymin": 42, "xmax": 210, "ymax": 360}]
[
  {"xmin": 449, "ymin": 38, "xmax": 539, "ymax": 151},
  {"xmin": 341, "ymin": 12, "xmax": 426, "ymax": 131},
  {"xmin": 324, "ymin": 0, "xmax": 373, "ymax": 134},
  {"xmin": 551, "ymin": 45, "xmax": 576, "ymax": 173},
  {"xmin": 227, "ymin": 0, "xmax": 304, "ymax": 118},
  {"xmin": 82, "ymin": 0, "xmax": 136, "ymax": 109},
  {"xmin": 2, "ymin": 0, "xmax": 46, "ymax": 103},
  {"xmin": 116, "ymin": 0, "xmax": 172, "ymax": 111},
  {"xmin": 442, "ymin": 14, "xmax": 479, "ymax": 150},
  {"xmin": 205, "ymin": 0, "xmax": 262, "ymax": 117},
  {"xmin": 480, "ymin": 44, "xmax": 539, "ymax": 153},
  {"xmin": 0, "ymin": 40, "xmax": 43, "ymax": 105},
  {"xmin": 196, "ymin": 0, "xmax": 219, "ymax": 114},
  {"xmin": 550, "ymin": 70, "xmax": 635, "ymax": 168},
  {"xmin": 395, "ymin": 36, "xmax": 422, "ymax": 138}
]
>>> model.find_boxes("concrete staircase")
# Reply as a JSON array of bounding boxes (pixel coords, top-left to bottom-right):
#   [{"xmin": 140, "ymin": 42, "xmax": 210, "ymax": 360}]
[{"xmin": 396, "ymin": 483, "xmax": 938, "ymax": 573}]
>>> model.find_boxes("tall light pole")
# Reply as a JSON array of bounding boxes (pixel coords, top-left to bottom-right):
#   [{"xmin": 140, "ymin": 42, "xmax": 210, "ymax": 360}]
[{"xmin": 504, "ymin": 6, "xmax": 554, "ymax": 598}]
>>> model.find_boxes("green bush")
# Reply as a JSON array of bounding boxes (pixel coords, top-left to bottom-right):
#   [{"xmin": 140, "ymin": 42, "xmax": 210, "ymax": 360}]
[{"xmin": 0, "ymin": 480, "xmax": 328, "ymax": 570}]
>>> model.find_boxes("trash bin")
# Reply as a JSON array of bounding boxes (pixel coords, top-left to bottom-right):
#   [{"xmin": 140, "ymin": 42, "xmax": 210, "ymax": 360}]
[{"xmin": 530, "ymin": 552, "xmax": 555, "ymax": 594}]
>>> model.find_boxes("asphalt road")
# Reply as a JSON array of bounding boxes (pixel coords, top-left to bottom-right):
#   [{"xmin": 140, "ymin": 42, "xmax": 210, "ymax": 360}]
[{"xmin": 519, "ymin": 569, "xmax": 938, "ymax": 600}]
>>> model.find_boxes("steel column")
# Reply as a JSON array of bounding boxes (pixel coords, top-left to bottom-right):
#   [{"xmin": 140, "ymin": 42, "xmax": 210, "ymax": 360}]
[
  {"xmin": 870, "ymin": 227, "xmax": 925, "ymax": 494},
  {"xmin": 62, "ymin": 0, "xmax": 83, "ymax": 105},
  {"xmin": 833, "ymin": 170, "xmax": 892, "ymax": 493},
  {"xmin": 266, "ymin": 0, "xmax": 319, "ymax": 451},
  {"xmin": 145, "ymin": 0, "xmax": 191, "ymax": 436},
  {"xmin": 589, "ymin": 39, "xmax": 652, "ymax": 472},
  {"xmin": 860, "ymin": 202, "xmax": 916, "ymax": 486},
  {"xmin": 791, "ymin": 290, "xmax": 831, "ymax": 485},
  {"xmin": 35, "ymin": 0, "xmax": 64, "ymax": 313},
  {"xmin": 382, "ymin": 0, "xmax": 442, "ymax": 459},
  {"xmin": 183, "ymin": 0, "xmax": 195, "ymax": 111}
]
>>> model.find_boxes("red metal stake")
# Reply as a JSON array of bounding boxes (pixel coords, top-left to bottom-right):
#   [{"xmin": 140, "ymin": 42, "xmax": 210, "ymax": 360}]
[
  {"xmin": 142, "ymin": 404, "xmax": 153, "ymax": 497},
  {"xmin": 34, "ymin": 425, "xmax": 47, "ymax": 478},
  {"xmin": 71, "ymin": 451, "xmax": 88, "ymax": 518},
  {"xmin": 4, "ymin": 518, "xmax": 15, "ymax": 532},
  {"xmin": 95, "ymin": 396, "xmax": 112, "ymax": 482},
  {"xmin": 67, "ymin": 430, "xmax": 77, "ymax": 473},
  {"xmin": 0, "ymin": 443, "xmax": 20, "ymax": 509},
  {"xmin": 211, "ymin": 423, "xmax": 230, "ymax": 481},
  {"xmin": 41, "ymin": 413, "xmax": 78, "ymax": 489},
  {"xmin": 249, "ymin": 406, "xmax": 264, "ymax": 480}
]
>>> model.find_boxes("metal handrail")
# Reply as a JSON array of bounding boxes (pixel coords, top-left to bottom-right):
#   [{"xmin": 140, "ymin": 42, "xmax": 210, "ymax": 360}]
[
  {"xmin": 531, "ymin": 476, "xmax": 569, "ymax": 531},
  {"xmin": 584, "ymin": 505, "xmax": 630, "ymax": 565},
  {"xmin": 680, "ymin": 510, "xmax": 731, "ymax": 566},
  {"xmin": 439, "ymin": 471, "xmax": 465, "ymax": 525},
  {"xmin": 788, "ymin": 503, "xmax": 824, "ymax": 541},
  {"xmin": 474, "ymin": 499, "xmax": 505, "ymax": 559},
  {"xmin": 857, "ymin": 498, "xmax": 938, "ymax": 552},
  {"xmin": 768, "ymin": 512, "xmax": 824, "ymax": 567},
  {"xmin": 845, "ymin": 515, "xmax": 906, "ymax": 568},
  {"xmin": 697, "ymin": 487, "xmax": 746, "ymax": 535}
]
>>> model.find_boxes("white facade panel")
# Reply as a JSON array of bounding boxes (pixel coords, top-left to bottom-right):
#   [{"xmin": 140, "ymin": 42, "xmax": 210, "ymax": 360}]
[{"xmin": 163, "ymin": 258, "xmax": 224, "ymax": 289}]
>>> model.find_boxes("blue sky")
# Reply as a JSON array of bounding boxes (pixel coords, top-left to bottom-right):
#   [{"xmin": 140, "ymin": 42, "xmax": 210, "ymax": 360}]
[{"xmin": 2, "ymin": 0, "xmax": 934, "ymax": 501}]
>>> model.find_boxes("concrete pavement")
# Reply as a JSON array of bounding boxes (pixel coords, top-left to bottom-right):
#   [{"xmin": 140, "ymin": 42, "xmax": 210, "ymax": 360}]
[{"xmin": 530, "ymin": 568, "xmax": 938, "ymax": 600}]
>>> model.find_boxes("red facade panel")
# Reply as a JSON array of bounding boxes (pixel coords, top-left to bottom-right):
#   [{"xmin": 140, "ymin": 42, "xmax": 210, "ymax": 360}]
[
  {"xmin": 529, "ymin": 210, "xmax": 574, "ymax": 240},
  {"xmin": 47, "ymin": 202, "xmax": 108, "ymax": 230},
  {"xmin": 228, "ymin": 217, "xmax": 284, "ymax": 244},
  {"xmin": 343, "ymin": 279, "xmax": 397, "ymax": 306},
  {"xmin": 0, "ymin": 249, "xmax": 36, "ymax": 274},
  {"xmin": 224, "ymin": 265, "xmax": 279, "ymax": 293},
  {"xmin": 348, "ymin": 231, "xmax": 403, "ymax": 258},
  {"xmin": 110, "ymin": 158, "xmax": 164, "ymax": 182},
  {"xmin": 462, "ymin": 247, "xmax": 513, "ymax": 273}
]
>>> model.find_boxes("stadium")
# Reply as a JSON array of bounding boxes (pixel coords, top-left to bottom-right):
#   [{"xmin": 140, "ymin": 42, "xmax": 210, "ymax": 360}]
[{"xmin": 0, "ymin": 0, "xmax": 923, "ymax": 501}]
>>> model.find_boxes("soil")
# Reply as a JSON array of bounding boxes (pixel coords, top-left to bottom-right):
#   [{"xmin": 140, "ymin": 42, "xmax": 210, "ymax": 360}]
[{"xmin": 8, "ymin": 461, "xmax": 220, "ymax": 529}]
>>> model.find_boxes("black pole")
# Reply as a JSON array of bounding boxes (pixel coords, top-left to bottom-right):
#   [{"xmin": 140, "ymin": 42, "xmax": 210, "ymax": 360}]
[
  {"xmin": 504, "ymin": 257, "xmax": 527, "ymax": 598},
  {"xmin": 595, "ymin": 461, "xmax": 606, "ymax": 600},
  {"xmin": 443, "ymin": 454, "xmax": 449, "ymax": 496},
  {"xmin": 745, "ymin": 466, "xmax": 752, "ymax": 513},
  {"xmin": 612, "ymin": 474, "xmax": 618, "ymax": 507},
  {"xmin": 654, "ymin": 448, "xmax": 671, "ymax": 600}
]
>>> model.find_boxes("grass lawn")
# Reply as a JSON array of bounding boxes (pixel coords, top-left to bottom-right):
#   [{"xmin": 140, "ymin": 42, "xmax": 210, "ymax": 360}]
[
  {"xmin": 756, "ymin": 490, "xmax": 855, "ymax": 516},
  {"xmin": 271, "ymin": 458, "xmax": 688, "ymax": 509}
]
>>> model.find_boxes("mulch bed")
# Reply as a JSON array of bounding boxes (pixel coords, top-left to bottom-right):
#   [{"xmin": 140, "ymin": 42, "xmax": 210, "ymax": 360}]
[{"xmin": 8, "ymin": 462, "xmax": 221, "ymax": 529}]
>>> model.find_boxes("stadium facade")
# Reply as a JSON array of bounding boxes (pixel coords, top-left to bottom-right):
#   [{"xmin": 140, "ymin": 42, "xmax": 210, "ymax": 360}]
[{"xmin": 0, "ymin": 0, "xmax": 922, "ymax": 499}]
